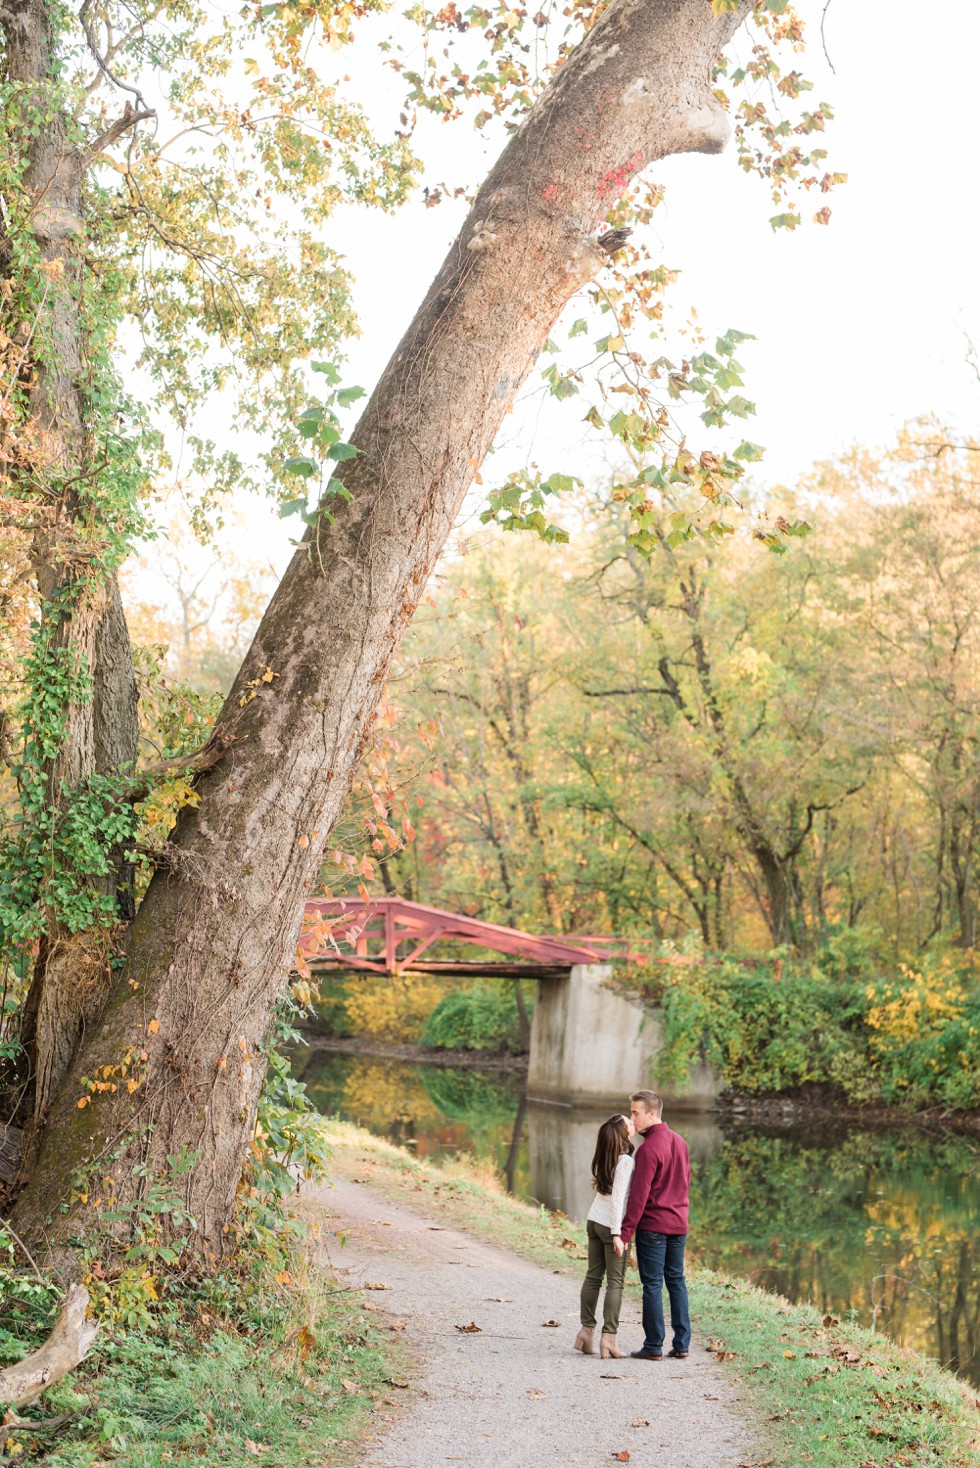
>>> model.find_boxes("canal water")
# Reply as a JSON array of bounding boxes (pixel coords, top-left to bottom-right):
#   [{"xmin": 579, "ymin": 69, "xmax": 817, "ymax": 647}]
[{"xmin": 291, "ymin": 1046, "xmax": 980, "ymax": 1386}]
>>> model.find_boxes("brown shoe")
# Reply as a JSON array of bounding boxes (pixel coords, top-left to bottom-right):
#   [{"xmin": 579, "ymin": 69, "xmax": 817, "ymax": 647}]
[
  {"xmin": 667, "ymin": 1348, "xmax": 689, "ymax": 1359},
  {"xmin": 573, "ymin": 1325, "xmax": 596, "ymax": 1355},
  {"xmin": 599, "ymin": 1333, "xmax": 624, "ymax": 1359},
  {"xmin": 629, "ymin": 1349, "xmax": 663, "ymax": 1360}
]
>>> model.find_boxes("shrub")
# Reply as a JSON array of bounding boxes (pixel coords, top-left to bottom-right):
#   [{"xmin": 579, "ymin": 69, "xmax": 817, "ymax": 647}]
[
  {"xmin": 420, "ymin": 983, "xmax": 528, "ymax": 1053},
  {"xmin": 342, "ymin": 972, "xmax": 450, "ymax": 1041},
  {"xmin": 651, "ymin": 942, "xmax": 980, "ymax": 1112}
]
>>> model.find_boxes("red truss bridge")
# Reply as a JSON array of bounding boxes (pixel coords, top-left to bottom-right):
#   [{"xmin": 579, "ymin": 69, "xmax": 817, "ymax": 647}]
[{"xmin": 298, "ymin": 896, "xmax": 639, "ymax": 979}]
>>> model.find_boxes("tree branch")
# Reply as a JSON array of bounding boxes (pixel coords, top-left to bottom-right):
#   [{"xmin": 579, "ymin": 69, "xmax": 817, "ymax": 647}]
[
  {"xmin": 0, "ymin": 1285, "xmax": 98, "ymax": 1407},
  {"xmin": 84, "ymin": 102, "xmax": 156, "ymax": 167}
]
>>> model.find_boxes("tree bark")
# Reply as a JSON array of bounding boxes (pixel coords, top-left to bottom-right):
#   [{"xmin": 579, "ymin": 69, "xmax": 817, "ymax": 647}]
[{"xmin": 13, "ymin": 0, "xmax": 752, "ymax": 1251}]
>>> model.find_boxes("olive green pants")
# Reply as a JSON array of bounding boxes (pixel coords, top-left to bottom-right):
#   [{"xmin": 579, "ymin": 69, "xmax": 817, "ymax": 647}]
[{"xmin": 580, "ymin": 1219, "xmax": 629, "ymax": 1335}]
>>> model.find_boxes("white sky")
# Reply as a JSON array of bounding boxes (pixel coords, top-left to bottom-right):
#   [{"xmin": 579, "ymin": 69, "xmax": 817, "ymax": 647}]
[{"xmin": 135, "ymin": 0, "xmax": 980, "ymax": 604}]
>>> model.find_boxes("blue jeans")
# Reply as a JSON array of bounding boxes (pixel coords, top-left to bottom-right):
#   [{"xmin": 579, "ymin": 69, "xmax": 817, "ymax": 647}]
[{"xmin": 634, "ymin": 1230, "xmax": 690, "ymax": 1355}]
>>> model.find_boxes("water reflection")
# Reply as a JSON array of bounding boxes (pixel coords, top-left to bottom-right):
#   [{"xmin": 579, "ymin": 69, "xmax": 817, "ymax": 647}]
[{"xmin": 293, "ymin": 1046, "xmax": 980, "ymax": 1385}]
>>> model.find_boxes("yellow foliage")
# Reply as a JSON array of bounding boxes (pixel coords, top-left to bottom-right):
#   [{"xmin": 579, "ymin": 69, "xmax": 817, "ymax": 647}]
[
  {"xmin": 865, "ymin": 960, "xmax": 967, "ymax": 1053},
  {"xmin": 342, "ymin": 974, "xmax": 451, "ymax": 1041}
]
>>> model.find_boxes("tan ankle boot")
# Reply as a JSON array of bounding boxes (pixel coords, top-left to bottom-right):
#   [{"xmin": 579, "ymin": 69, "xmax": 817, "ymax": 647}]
[
  {"xmin": 573, "ymin": 1325, "xmax": 596, "ymax": 1355},
  {"xmin": 600, "ymin": 1333, "xmax": 624, "ymax": 1359}
]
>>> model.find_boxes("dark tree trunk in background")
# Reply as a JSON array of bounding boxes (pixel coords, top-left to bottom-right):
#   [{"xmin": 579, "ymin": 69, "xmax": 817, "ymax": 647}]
[{"xmin": 1, "ymin": 2, "xmax": 139, "ymax": 1167}]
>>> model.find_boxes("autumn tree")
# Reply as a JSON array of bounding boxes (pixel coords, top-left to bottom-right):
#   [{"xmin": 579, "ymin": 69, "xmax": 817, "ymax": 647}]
[
  {"xmin": 0, "ymin": 0, "xmax": 837, "ymax": 1259},
  {"xmin": 394, "ymin": 438, "xmax": 980, "ymax": 956}
]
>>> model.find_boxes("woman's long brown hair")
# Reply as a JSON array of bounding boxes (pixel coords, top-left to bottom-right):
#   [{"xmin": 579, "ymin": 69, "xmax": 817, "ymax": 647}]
[{"xmin": 591, "ymin": 1115, "xmax": 633, "ymax": 1195}]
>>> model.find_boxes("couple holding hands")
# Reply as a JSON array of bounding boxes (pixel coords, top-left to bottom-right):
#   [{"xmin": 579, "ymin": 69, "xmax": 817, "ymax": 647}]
[{"xmin": 573, "ymin": 1089, "xmax": 691, "ymax": 1362}]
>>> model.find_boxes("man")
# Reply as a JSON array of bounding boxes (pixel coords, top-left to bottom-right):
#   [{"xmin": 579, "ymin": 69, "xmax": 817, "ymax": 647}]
[{"xmin": 613, "ymin": 1089, "xmax": 691, "ymax": 1361}]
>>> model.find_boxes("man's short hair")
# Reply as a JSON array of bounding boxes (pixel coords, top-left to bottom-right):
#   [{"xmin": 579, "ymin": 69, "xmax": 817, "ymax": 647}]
[{"xmin": 630, "ymin": 1089, "xmax": 663, "ymax": 1119}]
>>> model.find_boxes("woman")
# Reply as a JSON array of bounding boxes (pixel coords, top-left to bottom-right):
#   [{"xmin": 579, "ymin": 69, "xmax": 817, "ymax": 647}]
[{"xmin": 573, "ymin": 1113, "xmax": 635, "ymax": 1360}]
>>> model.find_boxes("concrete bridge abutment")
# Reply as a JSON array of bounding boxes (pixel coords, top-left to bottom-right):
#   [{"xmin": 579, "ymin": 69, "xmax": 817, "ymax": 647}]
[{"xmin": 527, "ymin": 963, "xmax": 721, "ymax": 1110}]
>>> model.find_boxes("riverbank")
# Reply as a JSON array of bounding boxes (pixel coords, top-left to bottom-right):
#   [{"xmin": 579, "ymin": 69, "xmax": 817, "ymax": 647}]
[
  {"xmin": 319, "ymin": 1118, "xmax": 980, "ymax": 1468},
  {"xmin": 716, "ymin": 1083, "xmax": 980, "ymax": 1135},
  {"xmin": 297, "ymin": 1030, "xmax": 529, "ymax": 1073},
  {"xmin": 299, "ymin": 1032, "xmax": 980, "ymax": 1135}
]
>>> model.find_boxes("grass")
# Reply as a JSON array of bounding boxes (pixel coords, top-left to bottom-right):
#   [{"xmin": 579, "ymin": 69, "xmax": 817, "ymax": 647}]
[
  {"xmin": 4, "ymin": 1227, "xmax": 405, "ymax": 1467},
  {"xmin": 320, "ymin": 1118, "xmax": 980, "ymax": 1468}
]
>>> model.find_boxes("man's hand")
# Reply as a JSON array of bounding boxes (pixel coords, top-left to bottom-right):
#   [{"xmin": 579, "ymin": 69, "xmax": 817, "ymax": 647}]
[{"xmin": 613, "ymin": 1236, "xmax": 626, "ymax": 1257}]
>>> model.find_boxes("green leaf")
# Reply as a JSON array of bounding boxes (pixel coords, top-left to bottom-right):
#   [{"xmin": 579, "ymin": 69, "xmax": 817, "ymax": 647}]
[
  {"xmin": 568, "ymin": 318, "xmax": 588, "ymax": 338},
  {"xmin": 279, "ymin": 497, "xmax": 309, "ymax": 519},
  {"xmin": 336, "ymin": 386, "xmax": 365, "ymax": 406},
  {"xmin": 311, "ymin": 361, "xmax": 341, "ymax": 382},
  {"xmin": 543, "ymin": 472, "xmax": 580, "ymax": 495},
  {"xmin": 282, "ymin": 456, "xmax": 317, "ymax": 478},
  {"xmin": 769, "ymin": 212, "xmax": 802, "ymax": 232},
  {"xmin": 326, "ymin": 442, "xmax": 359, "ymax": 462},
  {"xmin": 725, "ymin": 395, "xmax": 755, "ymax": 419}
]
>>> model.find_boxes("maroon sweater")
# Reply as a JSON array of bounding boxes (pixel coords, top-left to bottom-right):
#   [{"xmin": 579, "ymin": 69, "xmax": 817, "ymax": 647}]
[{"xmin": 618, "ymin": 1123, "xmax": 691, "ymax": 1242}]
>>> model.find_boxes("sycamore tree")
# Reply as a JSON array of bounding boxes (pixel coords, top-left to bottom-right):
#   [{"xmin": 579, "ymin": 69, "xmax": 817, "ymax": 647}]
[{"xmin": 0, "ymin": 0, "xmax": 839, "ymax": 1260}]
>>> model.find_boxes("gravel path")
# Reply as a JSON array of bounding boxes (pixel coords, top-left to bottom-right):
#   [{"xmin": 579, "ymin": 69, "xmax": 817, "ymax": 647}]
[{"xmin": 314, "ymin": 1176, "xmax": 762, "ymax": 1468}]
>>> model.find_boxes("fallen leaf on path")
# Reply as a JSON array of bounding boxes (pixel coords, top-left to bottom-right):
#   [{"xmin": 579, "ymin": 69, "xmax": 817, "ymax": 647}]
[
  {"xmin": 455, "ymin": 1322, "xmax": 482, "ymax": 1333},
  {"xmin": 630, "ymin": 1419, "xmax": 650, "ymax": 1427},
  {"xmin": 611, "ymin": 1453, "xmax": 630, "ymax": 1463},
  {"xmin": 341, "ymin": 1379, "xmax": 362, "ymax": 1394},
  {"xmin": 429, "ymin": 1226, "xmax": 447, "ymax": 1231},
  {"xmin": 245, "ymin": 1445, "xmax": 271, "ymax": 1458},
  {"xmin": 364, "ymin": 1282, "xmax": 389, "ymax": 1290},
  {"xmin": 738, "ymin": 1459, "xmax": 775, "ymax": 1468},
  {"xmin": 599, "ymin": 1373, "xmax": 626, "ymax": 1379},
  {"xmin": 527, "ymin": 1389, "xmax": 547, "ymax": 1398},
  {"xmin": 383, "ymin": 1379, "xmax": 409, "ymax": 1389},
  {"xmin": 541, "ymin": 1319, "xmax": 560, "ymax": 1327},
  {"xmin": 485, "ymin": 1296, "xmax": 512, "ymax": 1302}
]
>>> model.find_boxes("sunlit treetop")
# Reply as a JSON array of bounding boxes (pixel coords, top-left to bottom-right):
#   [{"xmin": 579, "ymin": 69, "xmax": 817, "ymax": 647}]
[
  {"xmin": 0, "ymin": 0, "xmax": 421, "ymax": 527},
  {"xmin": 360, "ymin": 0, "xmax": 843, "ymax": 553}
]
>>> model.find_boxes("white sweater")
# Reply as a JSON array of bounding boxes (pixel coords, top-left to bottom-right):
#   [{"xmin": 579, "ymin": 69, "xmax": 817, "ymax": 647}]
[{"xmin": 586, "ymin": 1153, "xmax": 634, "ymax": 1236}]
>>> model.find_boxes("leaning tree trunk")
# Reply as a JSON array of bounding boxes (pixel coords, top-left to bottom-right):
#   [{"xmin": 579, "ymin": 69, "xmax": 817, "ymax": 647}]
[
  {"xmin": 14, "ymin": 0, "xmax": 752, "ymax": 1251},
  {"xmin": 1, "ymin": 1, "xmax": 140, "ymax": 1164}
]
